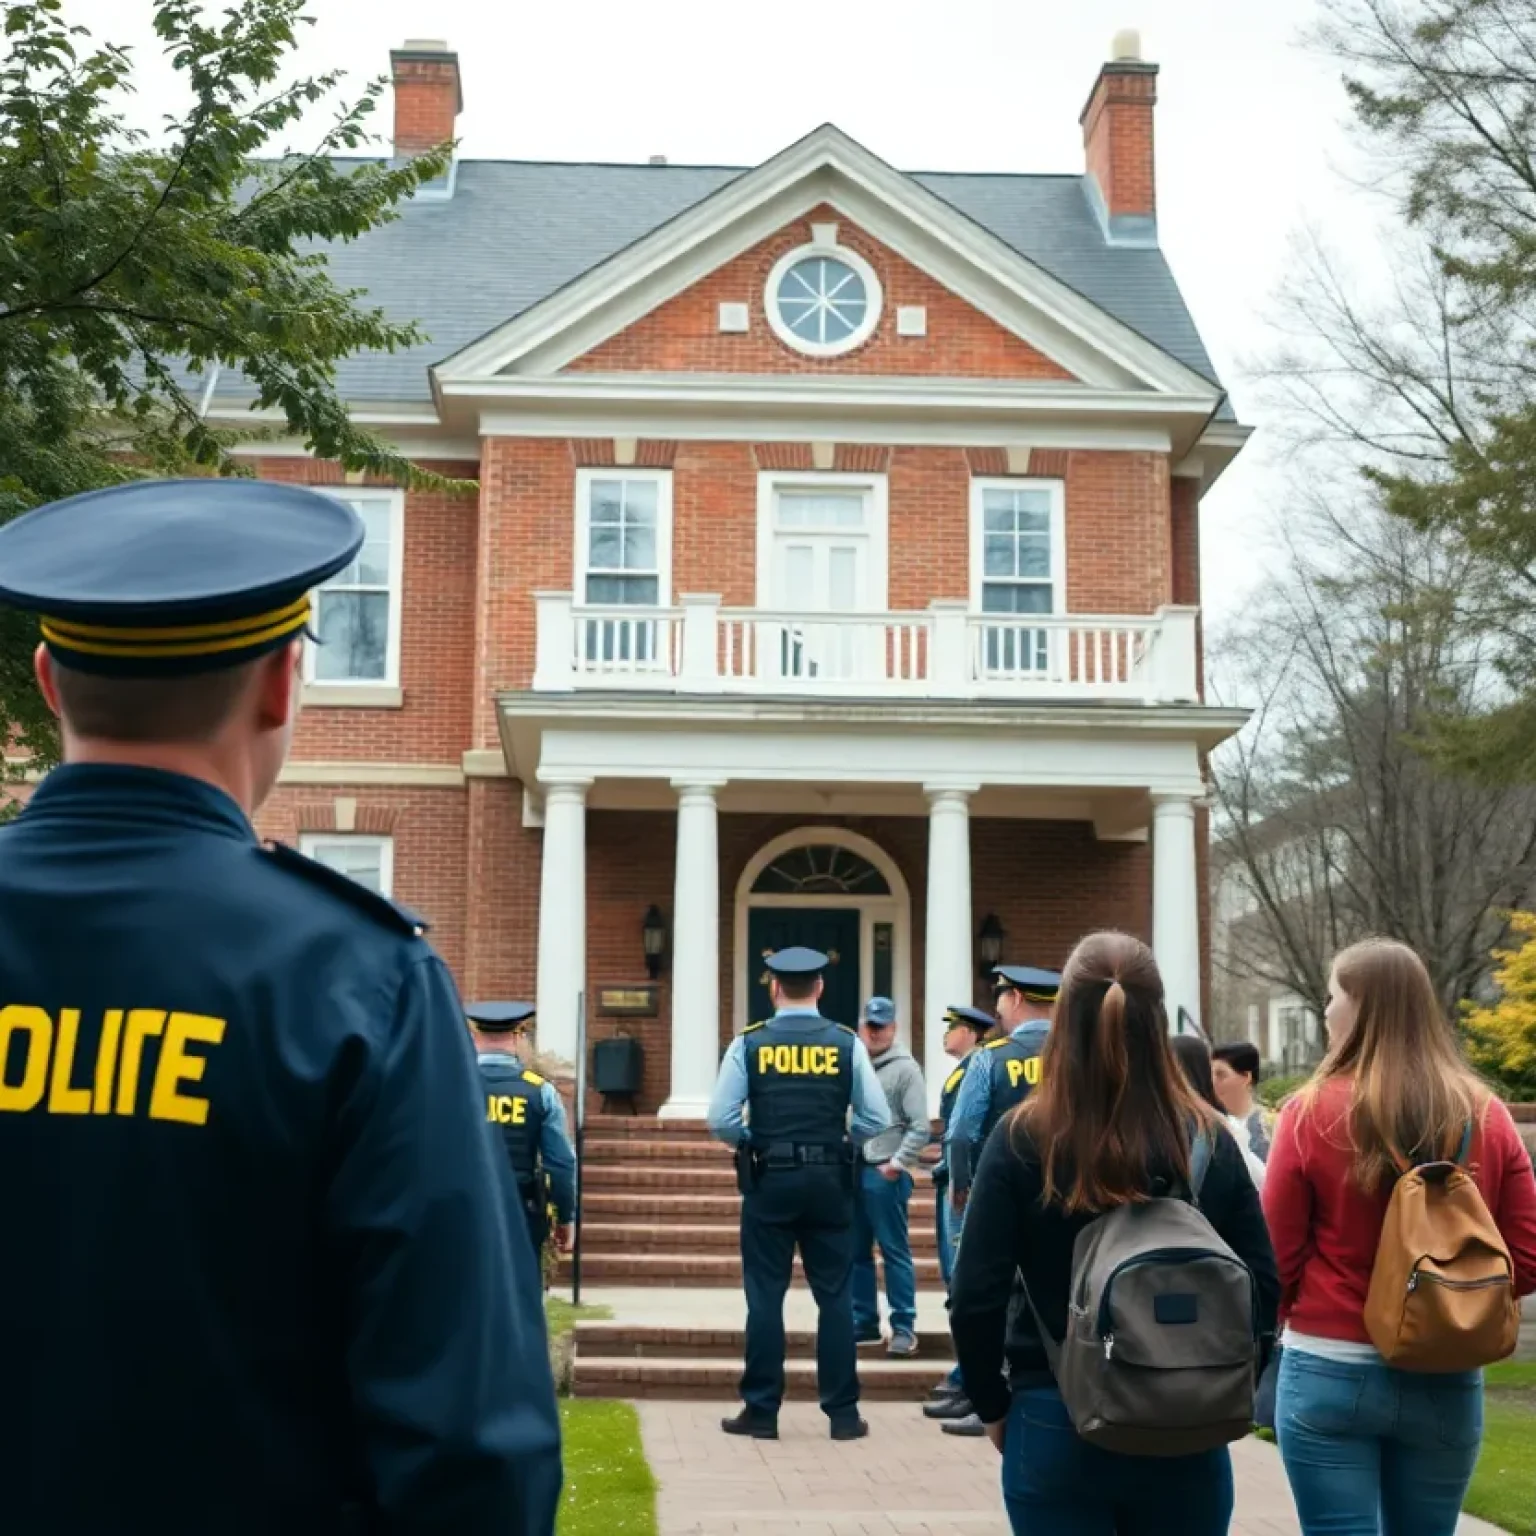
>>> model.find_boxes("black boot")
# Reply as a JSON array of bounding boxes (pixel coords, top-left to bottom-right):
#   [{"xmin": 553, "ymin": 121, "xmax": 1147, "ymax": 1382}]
[
  {"xmin": 830, "ymin": 1415, "xmax": 870, "ymax": 1441},
  {"xmin": 923, "ymin": 1393, "xmax": 975, "ymax": 1420},
  {"xmin": 721, "ymin": 1409, "xmax": 779, "ymax": 1440}
]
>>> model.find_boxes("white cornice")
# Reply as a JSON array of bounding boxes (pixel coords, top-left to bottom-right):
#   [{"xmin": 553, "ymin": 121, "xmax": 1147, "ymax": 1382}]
[{"xmin": 431, "ymin": 124, "xmax": 1219, "ymax": 400}]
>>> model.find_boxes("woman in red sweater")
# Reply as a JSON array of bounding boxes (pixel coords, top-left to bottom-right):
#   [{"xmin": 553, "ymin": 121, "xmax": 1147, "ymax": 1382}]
[{"xmin": 1263, "ymin": 938, "xmax": 1536, "ymax": 1535}]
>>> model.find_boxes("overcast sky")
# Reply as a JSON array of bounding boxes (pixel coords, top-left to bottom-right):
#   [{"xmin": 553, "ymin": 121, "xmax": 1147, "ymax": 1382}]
[{"xmin": 60, "ymin": 0, "xmax": 1390, "ymax": 624}]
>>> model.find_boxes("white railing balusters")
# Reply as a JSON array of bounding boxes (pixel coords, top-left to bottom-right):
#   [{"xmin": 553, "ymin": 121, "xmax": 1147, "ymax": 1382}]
[{"xmin": 532, "ymin": 597, "xmax": 1199, "ymax": 703}]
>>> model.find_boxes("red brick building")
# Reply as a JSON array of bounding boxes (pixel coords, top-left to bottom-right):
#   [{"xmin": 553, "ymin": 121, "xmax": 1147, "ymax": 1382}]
[{"xmin": 232, "ymin": 32, "xmax": 1248, "ymax": 1114}]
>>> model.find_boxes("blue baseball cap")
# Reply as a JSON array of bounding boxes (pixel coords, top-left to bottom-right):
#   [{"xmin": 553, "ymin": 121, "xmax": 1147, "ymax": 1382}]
[{"xmin": 862, "ymin": 996, "xmax": 897, "ymax": 1027}]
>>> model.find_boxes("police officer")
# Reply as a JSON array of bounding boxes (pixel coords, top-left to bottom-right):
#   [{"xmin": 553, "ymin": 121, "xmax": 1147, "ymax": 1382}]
[
  {"xmin": 944, "ymin": 965, "xmax": 1060, "ymax": 1217},
  {"xmin": 938, "ymin": 966, "xmax": 1059, "ymax": 1437},
  {"xmin": 0, "ymin": 481, "xmax": 561, "ymax": 1534},
  {"xmin": 468, "ymin": 1002, "xmax": 577, "ymax": 1254},
  {"xmin": 923, "ymin": 1004, "xmax": 994, "ymax": 1423},
  {"xmin": 706, "ymin": 947, "xmax": 891, "ymax": 1442}
]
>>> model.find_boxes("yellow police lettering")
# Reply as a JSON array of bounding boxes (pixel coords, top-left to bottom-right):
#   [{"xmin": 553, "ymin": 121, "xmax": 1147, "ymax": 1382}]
[
  {"xmin": 1006, "ymin": 1056, "xmax": 1043, "ymax": 1089},
  {"xmin": 758, "ymin": 1044, "xmax": 840, "ymax": 1075},
  {"xmin": 47, "ymin": 1007, "xmax": 92, "ymax": 1116},
  {"xmin": 148, "ymin": 1013, "xmax": 226, "ymax": 1126},
  {"xmin": 0, "ymin": 1004, "xmax": 51, "ymax": 1112},
  {"xmin": 487, "ymin": 1095, "xmax": 529, "ymax": 1125},
  {"xmin": 115, "ymin": 1009, "xmax": 166, "ymax": 1116},
  {"xmin": 93, "ymin": 1008, "xmax": 122, "ymax": 1114}
]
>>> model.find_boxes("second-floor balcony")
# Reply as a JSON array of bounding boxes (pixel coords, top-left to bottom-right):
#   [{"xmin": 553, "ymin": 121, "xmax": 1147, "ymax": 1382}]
[{"xmin": 531, "ymin": 594, "xmax": 1200, "ymax": 705}]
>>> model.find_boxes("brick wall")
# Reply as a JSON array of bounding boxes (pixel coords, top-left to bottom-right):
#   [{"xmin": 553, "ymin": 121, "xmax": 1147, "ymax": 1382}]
[
  {"xmin": 257, "ymin": 457, "xmax": 479, "ymax": 764},
  {"xmin": 256, "ymin": 783, "xmax": 471, "ymax": 976},
  {"xmin": 565, "ymin": 205, "xmax": 1075, "ymax": 380},
  {"xmin": 1082, "ymin": 65, "xmax": 1157, "ymax": 220},
  {"xmin": 470, "ymin": 440, "xmax": 1177, "ymax": 693}
]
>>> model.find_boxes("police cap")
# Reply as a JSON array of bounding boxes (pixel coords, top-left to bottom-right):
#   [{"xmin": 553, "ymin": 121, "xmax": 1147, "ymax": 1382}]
[
  {"xmin": 764, "ymin": 946, "xmax": 828, "ymax": 979},
  {"xmin": 943, "ymin": 1004, "xmax": 995, "ymax": 1032},
  {"xmin": 992, "ymin": 966, "xmax": 1062, "ymax": 1004},
  {"xmin": 0, "ymin": 479, "xmax": 365, "ymax": 676},
  {"xmin": 466, "ymin": 1001, "xmax": 536, "ymax": 1033},
  {"xmin": 862, "ymin": 996, "xmax": 896, "ymax": 1027}
]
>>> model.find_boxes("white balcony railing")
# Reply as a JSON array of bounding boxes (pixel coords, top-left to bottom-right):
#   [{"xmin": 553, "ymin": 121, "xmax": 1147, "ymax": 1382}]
[{"xmin": 532, "ymin": 593, "xmax": 1200, "ymax": 704}]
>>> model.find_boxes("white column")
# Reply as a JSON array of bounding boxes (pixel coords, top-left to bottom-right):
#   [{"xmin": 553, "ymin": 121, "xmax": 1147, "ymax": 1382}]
[
  {"xmin": 535, "ymin": 779, "xmax": 589, "ymax": 1068},
  {"xmin": 660, "ymin": 779, "xmax": 724, "ymax": 1120},
  {"xmin": 923, "ymin": 785, "xmax": 978, "ymax": 1114},
  {"xmin": 1153, "ymin": 794, "xmax": 1201, "ymax": 1032}
]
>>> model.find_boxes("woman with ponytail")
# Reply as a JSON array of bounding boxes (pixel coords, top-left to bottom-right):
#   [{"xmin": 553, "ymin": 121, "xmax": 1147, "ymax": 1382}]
[{"xmin": 949, "ymin": 931, "xmax": 1279, "ymax": 1536}]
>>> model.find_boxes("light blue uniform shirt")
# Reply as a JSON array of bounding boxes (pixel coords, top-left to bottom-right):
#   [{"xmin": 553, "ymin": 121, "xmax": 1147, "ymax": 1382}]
[
  {"xmin": 477, "ymin": 1050, "xmax": 578, "ymax": 1221},
  {"xmin": 706, "ymin": 1007, "xmax": 892, "ymax": 1147},
  {"xmin": 943, "ymin": 1020, "xmax": 1050, "ymax": 1191}
]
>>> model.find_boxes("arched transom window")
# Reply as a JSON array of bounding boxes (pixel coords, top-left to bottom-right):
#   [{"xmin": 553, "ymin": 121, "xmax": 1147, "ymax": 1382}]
[{"xmin": 751, "ymin": 844, "xmax": 892, "ymax": 896}]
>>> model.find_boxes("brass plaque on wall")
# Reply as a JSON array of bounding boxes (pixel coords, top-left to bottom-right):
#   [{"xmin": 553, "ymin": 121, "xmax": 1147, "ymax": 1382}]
[{"xmin": 597, "ymin": 985, "xmax": 658, "ymax": 1016}]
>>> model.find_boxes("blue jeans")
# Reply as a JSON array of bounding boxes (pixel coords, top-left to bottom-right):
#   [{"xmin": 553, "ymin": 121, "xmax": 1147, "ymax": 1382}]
[
  {"xmin": 1000, "ymin": 1387, "xmax": 1233, "ymax": 1535},
  {"xmin": 936, "ymin": 1183, "xmax": 962, "ymax": 1386},
  {"xmin": 1276, "ymin": 1348, "xmax": 1483, "ymax": 1535},
  {"xmin": 852, "ymin": 1165, "xmax": 916, "ymax": 1336}
]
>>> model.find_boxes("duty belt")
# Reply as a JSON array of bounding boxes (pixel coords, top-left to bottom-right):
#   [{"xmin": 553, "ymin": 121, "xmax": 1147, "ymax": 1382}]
[{"xmin": 759, "ymin": 1141, "xmax": 850, "ymax": 1168}]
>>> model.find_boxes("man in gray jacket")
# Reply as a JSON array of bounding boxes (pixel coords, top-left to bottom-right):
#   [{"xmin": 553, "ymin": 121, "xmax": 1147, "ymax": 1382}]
[{"xmin": 851, "ymin": 997, "xmax": 929, "ymax": 1357}]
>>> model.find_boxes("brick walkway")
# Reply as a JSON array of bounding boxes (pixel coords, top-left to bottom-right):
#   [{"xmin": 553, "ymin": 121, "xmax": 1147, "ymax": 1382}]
[{"xmin": 636, "ymin": 1401, "xmax": 1507, "ymax": 1536}]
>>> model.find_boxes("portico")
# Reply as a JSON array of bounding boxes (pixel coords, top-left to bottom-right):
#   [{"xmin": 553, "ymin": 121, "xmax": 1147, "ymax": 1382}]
[{"xmin": 503, "ymin": 693, "xmax": 1234, "ymax": 1116}]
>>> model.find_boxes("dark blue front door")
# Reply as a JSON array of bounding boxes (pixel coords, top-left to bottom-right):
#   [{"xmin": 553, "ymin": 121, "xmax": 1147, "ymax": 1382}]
[{"xmin": 746, "ymin": 907, "xmax": 862, "ymax": 1029}]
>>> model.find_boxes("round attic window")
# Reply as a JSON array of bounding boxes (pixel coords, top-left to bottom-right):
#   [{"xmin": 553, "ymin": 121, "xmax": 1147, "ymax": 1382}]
[{"xmin": 766, "ymin": 240, "xmax": 882, "ymax": 358}]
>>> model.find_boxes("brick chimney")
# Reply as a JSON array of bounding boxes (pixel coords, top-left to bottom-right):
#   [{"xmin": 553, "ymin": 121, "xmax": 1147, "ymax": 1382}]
[
  {"xmin": 390, "ymin": 39, "xmax": 462, "ymax": 159},
  {"xmin": 1080, "ymin": 29, "xmax": 1159, "ymax": 239}
]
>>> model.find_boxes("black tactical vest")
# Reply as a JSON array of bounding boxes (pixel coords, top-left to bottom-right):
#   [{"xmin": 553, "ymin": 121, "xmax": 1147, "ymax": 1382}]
[
  {"xmin": 744, "ymin": 1016, "xmax": 855, "ymax": 1146},
  {"xmin": 980, "ymin": 1027, "xmax": 1047, "ymax": 1141},
  {"xmin": 479, "ymin": 1058, "xmax": 546, "ymax": 1186}
]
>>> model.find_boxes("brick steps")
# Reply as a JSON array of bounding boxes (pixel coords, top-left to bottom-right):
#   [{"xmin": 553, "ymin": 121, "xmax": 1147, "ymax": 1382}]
[
  {"xmin": 582, "ymin": 1221, "xmax": 939, "ymax": 1255},
  {"xmin": 557, "ymin": 1250, "xmax": 944, "ymax": 1286},
  {"xmin": 574, "ymin": 1323, "xmax": 953, "ymax": 1361},
  {"xmin": 571, "ymin": 1355, "xmax": 943, "ymax": 1401},
  {"xmin": 584, "ymin": 1139, "xmax": 734, "ymax": 1164},
  {"xmin": 582, "ymin": 1163, "xmax": 941, "ymax": 1207}
]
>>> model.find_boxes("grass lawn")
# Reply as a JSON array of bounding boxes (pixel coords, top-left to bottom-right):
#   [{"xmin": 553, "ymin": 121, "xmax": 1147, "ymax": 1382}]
[
  {"xmin": 1465, "ymin": 1361, "xmax": 1536, "ymax": 1536},
  {"xmin": 558, "ymin": 1399, "xmax": 658, "ymax": 1536},
  {"xmin": 546, "ymin": 1296, "xmax": 613, "ymax": 1340}
]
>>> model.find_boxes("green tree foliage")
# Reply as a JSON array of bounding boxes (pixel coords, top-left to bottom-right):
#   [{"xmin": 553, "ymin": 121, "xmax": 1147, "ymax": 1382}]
[{"xmin": 0, "ymin": 0, "xmax": 455, "ymax": 774}]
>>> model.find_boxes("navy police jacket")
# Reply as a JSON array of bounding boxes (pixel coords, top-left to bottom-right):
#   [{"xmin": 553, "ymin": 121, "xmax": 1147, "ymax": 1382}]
[{"xmin": 0, "ymin": 765, "xmax": 562, "ymax": 1535}]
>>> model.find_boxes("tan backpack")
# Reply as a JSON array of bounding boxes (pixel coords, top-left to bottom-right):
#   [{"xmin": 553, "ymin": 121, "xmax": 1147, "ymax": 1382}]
[{"xmin": 1364, "ymin": 1119, "xmax": 1521, "ymax": 1372}]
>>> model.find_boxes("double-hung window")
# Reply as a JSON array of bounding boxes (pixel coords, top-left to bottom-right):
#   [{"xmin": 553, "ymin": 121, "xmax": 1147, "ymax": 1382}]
[
  {"xmin": 575, "ymin": 469, "xmax": 672, "ymax": 666},
  {"xmin": 298, "ymin": 833, "xmax": 394, "ymax": 897},
  {"xmin": 305, "ymin": 489, "xmax": 404, "ymax": 688},
  {"xmin": 970, "ymin": 480, "xmax": 1064, "ymax": 675}
]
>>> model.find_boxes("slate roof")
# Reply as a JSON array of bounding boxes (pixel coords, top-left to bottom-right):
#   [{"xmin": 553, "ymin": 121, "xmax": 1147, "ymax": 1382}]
[{"xmin": 213, "ymin": 157, "xmax": 1231, "ymax": 414}]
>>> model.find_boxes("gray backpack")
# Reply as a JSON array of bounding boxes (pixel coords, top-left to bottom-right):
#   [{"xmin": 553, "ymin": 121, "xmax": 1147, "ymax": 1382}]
[{"xmin": 1023, "ymin": 1130, "xmax": 1259, "ymax": 1457}]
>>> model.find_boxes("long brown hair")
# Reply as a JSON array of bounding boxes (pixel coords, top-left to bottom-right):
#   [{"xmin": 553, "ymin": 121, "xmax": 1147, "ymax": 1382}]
[
  {"xmin": 1014, "ymin": 931, "xmax": 1216, "ymax": 1212},
  {"xmin": 1296, "ymin": 937, "xmax": 1487, "ymax": 1189}
]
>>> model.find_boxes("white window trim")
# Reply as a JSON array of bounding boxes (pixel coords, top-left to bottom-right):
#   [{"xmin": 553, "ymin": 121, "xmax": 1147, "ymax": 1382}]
[
  {"xmin": 573, "ymin": 467, "xmax": 673, "ymax": 609},
  {"xmin": 968, "ymin": 476, "xmax": 1067, "ymax": 615},
  {"xmin": 298, "ymin": 832, "xmax": 395, "ymax": 897},
  {"xmin": 303, "ymin": 487, "xmax": 406, "ymax": 690},
  {"xmin": 754, "ymin": 470, "xmax": 890, "ymax": 611},
  {"xmin": 764, "ymin": 239, "xmax": 884, "ymax": 359}
]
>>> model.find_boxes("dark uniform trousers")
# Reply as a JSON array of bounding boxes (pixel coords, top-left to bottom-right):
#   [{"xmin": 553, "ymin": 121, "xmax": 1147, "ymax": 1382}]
[
  {"xmin": 737, "ymin": 1017, "xmax": 860, "ymax": 1423},
  {"xmin": 740, "ymin": 1163, "xmax": 858, "ymax": 1420}
]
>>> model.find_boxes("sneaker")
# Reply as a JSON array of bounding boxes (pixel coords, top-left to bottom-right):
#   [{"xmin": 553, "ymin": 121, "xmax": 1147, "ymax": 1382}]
[
  {"xmin": 854, "ymin": 1329, "xmax": 884, "ymax": 1349},
  {"xmin": 830, "ymin": 1416, "xmax": 870, "ymax": 1441},
  {"xmin": 922, "ymin": 1394, "xmax": 974, "ymax": 1420},
  {"xmin": 887, "ymin": 1330, "xmax": 918, "ymax": 1358},
  {"xmin": 720, "ymin": 1409, "xmax": 779, "ymax": 1440},
  {"xmin": 940, "ymin": 1412, "xmax": 986, "ymax": 1437}
]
